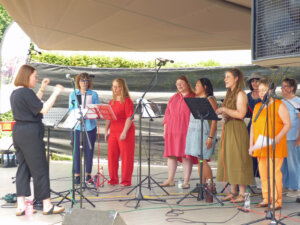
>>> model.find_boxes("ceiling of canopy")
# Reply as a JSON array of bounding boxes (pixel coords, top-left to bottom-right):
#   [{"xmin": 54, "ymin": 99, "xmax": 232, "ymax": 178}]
[{"xmin": 0, "ymin": 0, "xmax": 251, "ymax": 51}]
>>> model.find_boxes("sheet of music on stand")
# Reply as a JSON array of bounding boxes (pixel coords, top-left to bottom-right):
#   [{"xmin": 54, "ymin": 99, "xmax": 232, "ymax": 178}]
[
  {"xmin": 85, "ymin": 104, "xmax": 117, "ymax": 121},
  {"xmin": 137, "ymin": 98, "xmax": 162, "ymax": 118},
  {"xmin": 57, "ymin": 108, "xmax": 88, "ymax": 130},
  {"xmin": 42, "ymin": 108, "xmax": 69, "ymax": 128}
]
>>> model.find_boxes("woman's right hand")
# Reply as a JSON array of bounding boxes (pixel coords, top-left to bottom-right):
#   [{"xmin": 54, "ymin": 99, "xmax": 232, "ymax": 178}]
[{"xmin": 54, "ymin": 84, "xmax": 64, "ymax": 95}]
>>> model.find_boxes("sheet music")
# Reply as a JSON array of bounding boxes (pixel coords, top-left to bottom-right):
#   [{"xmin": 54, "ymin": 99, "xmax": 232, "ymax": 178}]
[
  {"xmin": 57, "ymin": 108, "xmax": 88, "ymax": 130},
  {"xmin": 251, "ymin": 134, "xmax": 273, "ymax": 151}
]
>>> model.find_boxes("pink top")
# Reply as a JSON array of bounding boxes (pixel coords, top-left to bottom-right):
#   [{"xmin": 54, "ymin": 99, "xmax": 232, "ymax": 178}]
[{"xmin": 163, "ymin": 92, "xmax": 198, "ymax": 164}]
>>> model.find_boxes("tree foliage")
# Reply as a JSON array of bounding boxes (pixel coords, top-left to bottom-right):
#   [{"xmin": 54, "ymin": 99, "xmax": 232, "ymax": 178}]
[{"xmin": 0, "ymin": 4, "xmax": 12, "ymax": 42}]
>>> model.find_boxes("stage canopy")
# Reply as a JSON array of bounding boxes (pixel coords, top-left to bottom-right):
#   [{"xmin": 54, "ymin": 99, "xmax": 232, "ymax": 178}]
[{"xmin": 0, "ymin": 0, "xmax": 251, "ymax": 51}]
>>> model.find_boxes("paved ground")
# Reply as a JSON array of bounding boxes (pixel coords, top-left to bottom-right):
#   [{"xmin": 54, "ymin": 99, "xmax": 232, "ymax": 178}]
[{"xmin": 1, "ymin": 160, "xmax": 300, "ymax": 225}]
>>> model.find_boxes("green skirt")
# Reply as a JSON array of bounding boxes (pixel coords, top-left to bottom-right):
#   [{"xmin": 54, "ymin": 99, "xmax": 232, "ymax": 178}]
[{"xmin": 216, "ymin": 120, "xmax": 253, "ymax": 185}]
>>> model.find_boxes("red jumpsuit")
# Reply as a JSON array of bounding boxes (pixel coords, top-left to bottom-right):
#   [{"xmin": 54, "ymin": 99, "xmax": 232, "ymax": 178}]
[{"xmin": 108, "ymin": 97, "xmax": 135, "ymax": 186}]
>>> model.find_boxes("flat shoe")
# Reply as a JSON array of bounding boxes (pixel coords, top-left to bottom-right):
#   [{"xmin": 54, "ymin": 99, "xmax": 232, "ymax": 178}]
[
  {"xmin": 182, "ymin": 183, "xmax": 190, "ymax": 189},
  {"xmin": 43, "ymin": 205, "xmax": 65, "ymax": 215},
  {"xmin": 16, "ymin": 209, "xmax": 37, "ymax": 216},
  {"xmin": 254, "ymin": 202, "xmax": 268, "ymax": 208},
  {"xmin": 231, "ymin": 194, "xmax": 245, "ymax": 203},
  {"xmin": 221, "ymin": 193, "xmax": 237, "ymax": 201},
  {"xmin": 120, "ymin": 184, "xmax": 131, "ymax": 187},
  {"xmin": 160, "ymin": 181, "xmax": 175, "ymax": 187}
]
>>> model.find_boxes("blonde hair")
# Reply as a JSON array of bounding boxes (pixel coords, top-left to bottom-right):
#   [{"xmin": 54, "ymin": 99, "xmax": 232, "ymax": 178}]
[
  {"xmin": 14, "ymin": 64, "xmax": 36, "ymax": 87},
  {"xmin": 223, "ymin": 68, "xmax": 245, "ymax": 109},
  {"xmin": 111, "ymin": 78, "xmax": 131, "ymax": 104}
]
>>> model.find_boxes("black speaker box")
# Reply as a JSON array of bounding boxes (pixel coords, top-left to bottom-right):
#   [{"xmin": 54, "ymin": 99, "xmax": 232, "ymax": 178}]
[
  {"xmin": 62, "ymin": 209, "xmax": 127, "ymax": 225},
  {"xmin": 252, "ymin": 0, "xmax": 300, "ymax": 66}
]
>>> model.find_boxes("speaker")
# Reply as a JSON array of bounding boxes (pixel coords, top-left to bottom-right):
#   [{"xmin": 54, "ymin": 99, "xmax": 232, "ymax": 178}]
[
  {"xmin": 62, "ymin": 209, "xmax": 127, "ymax": 225},
  {"xmin": 252, "ymin": 0, "xmax": 300, "ymax": 66}
]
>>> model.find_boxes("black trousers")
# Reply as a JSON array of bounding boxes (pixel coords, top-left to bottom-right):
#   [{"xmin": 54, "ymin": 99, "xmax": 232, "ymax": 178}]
[{"xmin": 13, "ymin": 122, "xmax": 50, "ymax": 201}]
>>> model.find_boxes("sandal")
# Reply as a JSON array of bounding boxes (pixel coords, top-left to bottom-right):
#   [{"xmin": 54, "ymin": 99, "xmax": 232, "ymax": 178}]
[
  {"xmin": 254, "ymin": 202, "xmax": 268, "ymax": 208},
  {"xmin": 160, "ymin": 181, "xmax": 175, "ymax": 187},
  {"xmin": 221, "ymin": 193, "xmax": 237, "ymax": 201},
  {"xmin": 43, "ymin": 205, "xmax": 65, "ymax": 215},
  {"xmin": 182, "ymin": 183, "xmax": 190, "ymax": 189},
  {"xmin": 231, "ymin": 194, "xmax": 245, "ymax": 203},
  {"xmin": 16, "ymin": 209, "xmax": 37, "ymax": 216}
]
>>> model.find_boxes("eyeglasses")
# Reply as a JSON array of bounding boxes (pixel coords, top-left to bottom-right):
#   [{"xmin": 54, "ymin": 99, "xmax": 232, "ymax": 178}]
[
  {"xmin": 281, "ymin": 85, "xmax": 290, "ymax": 89},
  {"xmin": 251, "ymin": 78, "xmax": 260, "ymax": 82},
  {"xmin": 80, "ymin": 79, "xmax": 89, "ymax": 82}
]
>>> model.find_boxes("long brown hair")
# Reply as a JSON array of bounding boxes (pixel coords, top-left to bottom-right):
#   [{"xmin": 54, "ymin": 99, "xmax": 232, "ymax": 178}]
[
  {"xmin": 111, "ymin": 78, "xmax": 131, "ymax": 104},
  {"xmin": 14, "ymin": 64, "xmax": 36, "ymax": 87},
  {"xmin": 176, "ymin": 75, "xmax": 195, "ymax": 94},
  {"xmin": 223, "ymin": 68, "xmax": 245, "ymax": 109}
]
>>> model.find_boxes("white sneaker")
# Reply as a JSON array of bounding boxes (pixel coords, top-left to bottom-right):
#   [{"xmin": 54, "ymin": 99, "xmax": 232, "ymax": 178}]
[{"xmin": 286, "ymin": 190, "xmax": 300, "ymax": 198}]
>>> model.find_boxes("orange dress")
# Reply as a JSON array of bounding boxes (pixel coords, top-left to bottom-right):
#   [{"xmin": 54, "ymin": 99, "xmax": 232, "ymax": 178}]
[
  {"xmin": 252, "ymin": 99, "xmax": 287, "ymax": 207},
  {"xmin": 252, "ymin": 99, "xmax": 287, "ymax": 158}
]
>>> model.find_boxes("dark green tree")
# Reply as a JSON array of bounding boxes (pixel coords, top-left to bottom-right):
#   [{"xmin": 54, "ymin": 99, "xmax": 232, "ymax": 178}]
[{"xmin": 0, "ymin": 4, "xmax": 12, "ymax": 42}]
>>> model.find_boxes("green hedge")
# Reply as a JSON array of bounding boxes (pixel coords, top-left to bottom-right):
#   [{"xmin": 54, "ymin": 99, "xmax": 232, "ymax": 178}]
[{"xmin": 31, "ymin": 52, "xmax": 221, "ymax": 68}]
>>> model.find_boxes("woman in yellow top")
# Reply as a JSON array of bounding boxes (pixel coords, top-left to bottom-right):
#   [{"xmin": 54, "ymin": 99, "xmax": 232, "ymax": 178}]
[{"xmin": 249, "ymin": 78, "xmax": 291, "ymax": 210}]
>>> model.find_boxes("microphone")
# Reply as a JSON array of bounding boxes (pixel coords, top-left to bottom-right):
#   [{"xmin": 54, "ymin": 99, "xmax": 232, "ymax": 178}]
[
  {"xmin": 157, "ymin": 58, "xmax": 174, "ymax": 64},
  {"xmin": 66, "ymin": 74, "xmax": 74, "ymax": 80}
]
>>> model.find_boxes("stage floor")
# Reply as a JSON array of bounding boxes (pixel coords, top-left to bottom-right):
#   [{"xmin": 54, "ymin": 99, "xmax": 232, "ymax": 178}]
[{"xmin": 1, "ymin": 160, "xmax": 300, "ymax": 225}]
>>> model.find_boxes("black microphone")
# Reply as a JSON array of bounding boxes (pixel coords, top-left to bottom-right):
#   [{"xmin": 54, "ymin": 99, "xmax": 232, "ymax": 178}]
[
  {"xmin": 66, "ymin": 74, "xmax": 74, "ymax": 80},
  {"xmin": 157, "ymin": 58, "xmax": 174, "ymax": 63}
]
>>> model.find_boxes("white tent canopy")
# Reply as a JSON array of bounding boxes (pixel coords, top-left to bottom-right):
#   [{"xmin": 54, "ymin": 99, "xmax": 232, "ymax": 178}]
[{"xmin": 0, "ymin": 0, "xmax": 251, "ymax": 51}]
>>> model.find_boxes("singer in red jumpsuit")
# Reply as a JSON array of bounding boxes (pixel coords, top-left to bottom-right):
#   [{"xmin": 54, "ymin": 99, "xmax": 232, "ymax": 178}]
[{"xmin": 105, "ymin": 78, "xmax": 135, "ymax": 186}]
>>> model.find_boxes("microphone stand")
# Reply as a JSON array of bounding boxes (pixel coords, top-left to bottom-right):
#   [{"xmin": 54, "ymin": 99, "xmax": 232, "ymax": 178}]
[
  {"xmin": 243, "ymin": 67, "xmax": 288, "ymax": 225},
  {"xmin": 121, "ymin": 59, "xmax": 170, "ymax": 208}
]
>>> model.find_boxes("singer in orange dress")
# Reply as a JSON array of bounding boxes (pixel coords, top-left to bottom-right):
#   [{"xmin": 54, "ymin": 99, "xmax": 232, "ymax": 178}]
[
  {"xmin": 105, "ymin": 78, "xmax": 135, "ymax": 186},
  {"xmin": 249, "ymin": 78, "xmax": 290, "ymax": 210}
]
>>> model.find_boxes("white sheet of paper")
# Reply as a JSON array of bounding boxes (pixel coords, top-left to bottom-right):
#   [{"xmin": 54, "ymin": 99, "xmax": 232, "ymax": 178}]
[{"xmin": 251, "ymin": 134, "xmax": 273, "ymax": 151}]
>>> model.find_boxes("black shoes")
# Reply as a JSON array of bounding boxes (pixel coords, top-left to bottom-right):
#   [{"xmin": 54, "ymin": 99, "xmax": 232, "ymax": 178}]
[{"xmin": 74, "ymin": 176, "xmax": 80, "ymax": 185}]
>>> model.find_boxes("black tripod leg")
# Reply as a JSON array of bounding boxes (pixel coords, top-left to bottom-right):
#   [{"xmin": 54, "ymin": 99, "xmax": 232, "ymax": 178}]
[
  {"xmin": 75, "ymin": 190, "xmax": 96, "ymax": 207},
  {"xmin": 204, "ymin": 187, "xmax": 224, "ymax": 206},
  {"xmin": 127, "ymin": 176, "xmax": 148, "ymax": 195},
  {"xmin": 220, "ymin": 182, "xmax": 230, "ymax": 193},
  {"xmin": 247, "ymin": 185, "xmax": 257, "ymax": 194},
  {"xmin": 177, "ymin": 186, "xmax": 198, "ymax": 204},
  {"xmin": 149, "ymin": 177, "xmax": 169, "ymax": 195},
  {"xmin": 57, "ymin": 191, "xmax": 72, "ymax": 206}
]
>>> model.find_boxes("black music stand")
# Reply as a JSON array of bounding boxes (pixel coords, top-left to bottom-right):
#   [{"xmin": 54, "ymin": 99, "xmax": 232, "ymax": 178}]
[
  {"xmin": 33, "ymin": 108, "xmax": 69, "ymax": 209},
  {"xmin": 177, "ymin": 98, "xmax": 223, "ymax": 206},
  {"xmin": 127, "ymin": 100, "xmax": 168, "ymax": 195}
]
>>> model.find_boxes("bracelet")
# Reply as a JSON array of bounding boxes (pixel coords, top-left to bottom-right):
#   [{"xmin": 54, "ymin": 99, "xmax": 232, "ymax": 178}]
[{"xmin": 208, "ymin": 136, "xmax": 213, "ymax": 139}]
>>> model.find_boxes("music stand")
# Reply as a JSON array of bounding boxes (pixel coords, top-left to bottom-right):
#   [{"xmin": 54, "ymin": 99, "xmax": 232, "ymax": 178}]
[
  {"xmin": 127, "ymin": 100, "xmax": 169, "ymax": 195},
  {"xmin": 177, "ymin": 98, "xmax": 223, "ymax": 206},
  {"xmin": 85, "ymin": 104, "xmax": 116, "ymax": 190},
  {"xmin": 56, "ymin": 107, "xmax": 95, "ymax": 208}
]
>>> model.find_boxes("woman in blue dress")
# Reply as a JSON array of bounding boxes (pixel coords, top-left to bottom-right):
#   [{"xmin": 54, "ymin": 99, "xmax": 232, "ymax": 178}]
[{"xmin": 185, "ymin": 78, "xmax": 218, "ymax": 187}]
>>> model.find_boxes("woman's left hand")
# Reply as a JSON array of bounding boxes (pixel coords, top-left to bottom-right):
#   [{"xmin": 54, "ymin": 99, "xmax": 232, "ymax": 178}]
[
  {"xmin": 215, "ymin": 107, "xmax": 223, "ymax": 115},
  {"xmin": 206, "ymin": 138, "xmax": 213, "ymax": 149},
  {"xmin": 120, "ymin": 132, "xmax": 127, "ymax": 140}
]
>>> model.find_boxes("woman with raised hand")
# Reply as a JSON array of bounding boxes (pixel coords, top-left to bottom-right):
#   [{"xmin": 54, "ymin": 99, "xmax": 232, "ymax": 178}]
[
  {"xmin": 105, "ymin": 78, "xmax": 135, "ymax": 186},
  {"xmin": 249, "ymin": 78, "xmax": 290, "ymax": 210},
  {"xmin": 11, "ymin": 64, "xmax": 65, "ymax": 216},
  {"xmin": 161, "ymin": 75, "xmax": 197, "ymax": 189},
  {"xmin": 185, "ymin": 78, "xmax": 218, "ymax": 185},
  {"xmin": 216, "ymin": 68, "xmax": 254, "ymax": 203}
]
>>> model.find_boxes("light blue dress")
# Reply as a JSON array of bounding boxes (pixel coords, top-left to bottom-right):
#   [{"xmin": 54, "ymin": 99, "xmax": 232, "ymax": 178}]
[{"xmin": 185, "ymin": 96, "xmax": 217, "ymax": 160}]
